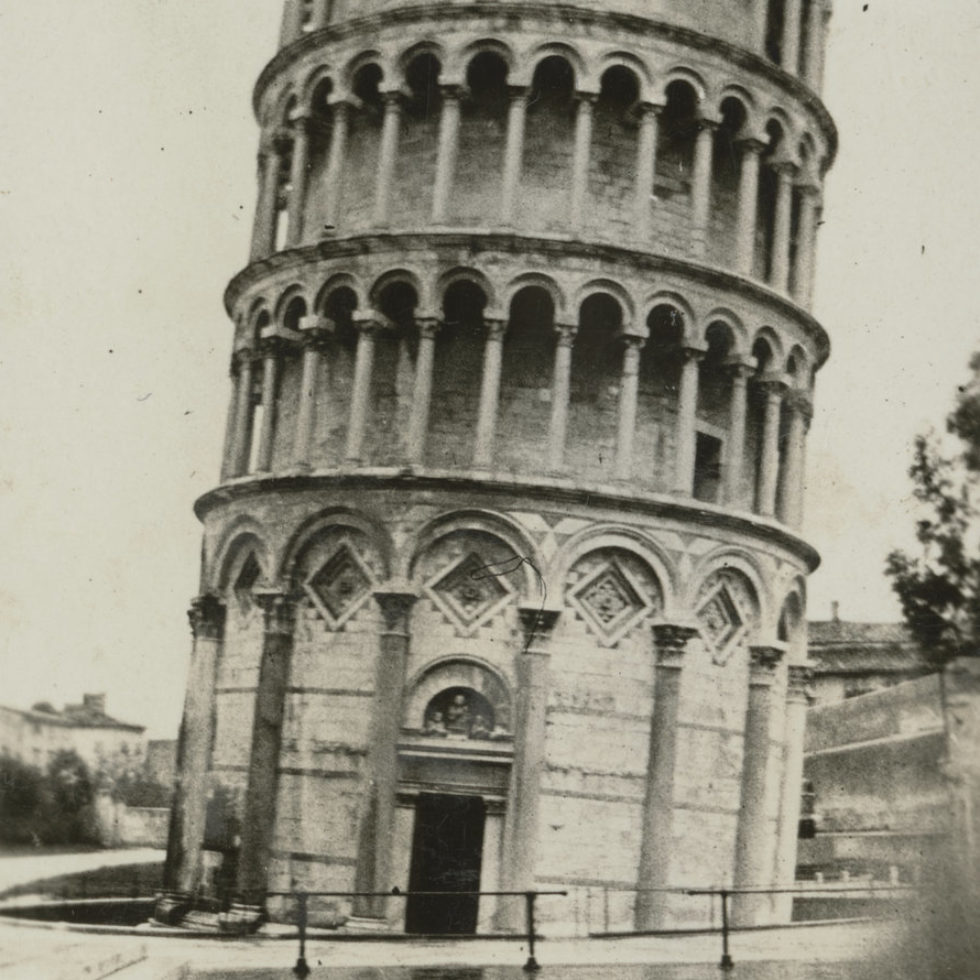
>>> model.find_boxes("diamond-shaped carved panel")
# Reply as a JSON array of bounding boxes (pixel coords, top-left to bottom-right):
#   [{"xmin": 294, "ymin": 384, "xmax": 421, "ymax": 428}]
[
  {"xmin": 432, "ymin": 553, "xmax": 510, "ymax": 628},
  {"xmin": 697, "ymin": 586, "xmax": 744, "ymax": 652},
  {"xmin": 572, "ymin": 561, "xmax": 652, "ymax": 643},
  {"xmin": 306, "ymin": 546, "xmax": 371, "ymax": 624}
]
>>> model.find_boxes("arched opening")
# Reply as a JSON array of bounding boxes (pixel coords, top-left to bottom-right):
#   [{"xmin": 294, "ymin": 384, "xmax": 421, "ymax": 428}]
[
  {"xmin": 523, "ymin": 56, "xmax": 576, "ymax": 232},
  {"xmin": 567, "ymin": 294, "xmax": 624, "ymax": 481},
  {"xmin": 709, "ymin": 97, "xmax": 748, "ymax": 268},
  {"xmin": 654, "ymin": 81, "xmax": 699, "ymax": 250},
  {"xmin": 318, "ymin": 286, "xmax": 359, "ymax": 464},
  {"xmin": 748, "ymin": 336, "xmax": 777, "ymax": 513},
  {"xmin": 245, "ymin": 310, "xmax": 272, "ymax": 474},
  {"xmin": 282, "ymin": 295, "xmax": 307, "ymax": 333},
  {"xmin": 765, "ymin": 0, "xmax": 786, "ymax": 65},
  {"xmin": 755, "ymin": 120, "xmax": 786, "ymax": 282},
  {"xmin": 636, "ymin": 304, "xmax": 684, "ymax": 490},
  {"xmin": 498, "ymin": 286, "xmax": 556, "ymax": 471},
  {"xmin": 590, "ymin": 66, "xmax": 642, "ymax": 239},
  {"xmin": 693, "ymin": 322, "xmax": 735, "ymax": 503},
  {"xmin": 455, "ymin": 52, "xmax": 509, "ymax": 223},
  {"xmin": 393, "ymin": 53, "xmax": 443, "ymax": 225},
  {"xmin": 371, "ymin": 282, "xmax": 419, "ymax": 464},
  {"xmin": 789, "ymin": 139, "xmax": 814, "ymax": 298},
  {"xmin": 304, "ymin": 77, "xmax": 336, "ymax": 241},
  {"xmin": 341, "ymin": 63, "xmax": 384, "ymax": 231},
  {"xmin": 421, "ymin": 687, "xmax": 497, "ymax": 738},
  {"xmin": 427, "ymin": 280, "xmax": 488, "ymax": 467},
  {"xmin": 274, "ymin": 97, "xmax": 298, "ymax": 251}
]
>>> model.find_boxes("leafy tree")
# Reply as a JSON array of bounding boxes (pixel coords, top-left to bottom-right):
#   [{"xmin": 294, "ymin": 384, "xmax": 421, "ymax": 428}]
[
  {"xmin": 886, "ymin": 352, "xmax": 980, "ymax": 666},
  {"xmin": 0, "ymin": 756, "xmax": 46, "ymax": 843},
  {"xmin": 42, "ymin": 750, "xmax": 95, "ymax": 844}
]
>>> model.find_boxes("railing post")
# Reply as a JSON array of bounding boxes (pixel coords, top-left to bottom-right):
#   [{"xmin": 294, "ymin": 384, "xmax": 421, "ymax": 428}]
[
  {"xmin": 720, "ymin": 889, "xmax": 734, "ymax": 971},
  {"xmin": 524, "ymin": 891, "xmax": 539, "ymax": 973},
  {"xmin": 293, "ymin": 891, "xmax": 310, "ymax": 978}
]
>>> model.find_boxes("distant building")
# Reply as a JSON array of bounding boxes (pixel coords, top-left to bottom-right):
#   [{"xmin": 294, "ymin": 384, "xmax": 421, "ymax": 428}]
[
  {"xmin": 0, "ymin": 694, "xmax": 146, "ymax": 773},
  {"xmin": 808, "ymin": 606, "xmax": 930, "ymax": 704}
]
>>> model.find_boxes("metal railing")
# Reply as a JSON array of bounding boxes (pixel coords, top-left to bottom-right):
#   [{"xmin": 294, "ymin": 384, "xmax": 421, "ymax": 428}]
[{"xmin": 265, "ymin": 888, "xmax": 568, "ymax": 975}]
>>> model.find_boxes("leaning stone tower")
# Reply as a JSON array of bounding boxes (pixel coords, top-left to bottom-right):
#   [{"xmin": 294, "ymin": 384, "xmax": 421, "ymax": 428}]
[{"xmin": 163, "ymin": 0, "xmax": 834, "ymax": 936}]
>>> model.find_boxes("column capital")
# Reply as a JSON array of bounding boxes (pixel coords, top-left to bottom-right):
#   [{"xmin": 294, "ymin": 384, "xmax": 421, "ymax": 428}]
[
  {"xmin": 554, "ymin": 322, "xmax": 578, "ymax": 348},
  {"xmin": 289, "ymin": 111, "xmax": 314, "ymax": 133},
  {"xmin": 416, "ymin": 316, "xmax": 442, "ymax": 340},
  {"xmin": 298, "ymin": 314, "xmax": 332, "ymax": 350},
  {"xmin": 785, "ymin": 389, "xmax": 814, "ymax": 422},
  {"xmin": 374, "ymin": 585, "xmax": 419, "ymax": 634},
  {"xmin": 518, "ymin": 604, "xmax": 561, "ymax": 643},
  {"xmin": 380, "ymin": 89, "xmax": 404, "ymax": 109},
  {"xmin": 679, "ymin": 344, "xmax": 708, "ymax": 364},
  {"xmin": 736, "ymin": 135, "xmax": 767, "ymax": 156},
  {"xmin": 725, "ymin": 355, "xmax": 757, "ymax": 380},
  {"xmin": 254, "ymin": 590, "xmax": 297, "ymax": 637},
  {"xmin": 772, "ymin": 157, "xmax": 801, "ymax": 179},
  {"xmin": 574, "ymin": 90, "xmax": 599, "ymax": 108},
  {"xmin": 756, "ymin": 375, "xmax": 789, "ymax": 401},
  {"xmin": 484, "ymin": 317, "xmax": 508, "ymax": 342},
  {"xmin": 188, "ymin": 594, "xmax": 226, "ymax": 640},
  {"xmin": 748, "ymin": 644, "xmax": 784, "ymax": 683},
  {"xmin": 507, "ymin": 84, "xmax": 530, "ymax": 102},
  {"xmin": 352, "ymin": 311, "xmax": 394, "ymax": 335},
  {"xmin": 620, "ymin": 332, "xmax": 646, "ymax": 351},
  {"xmin": 637, "ymin": 100, "xmax": 665, "ymax": 118},
  {"xmin": 652, "ymin": 622, "xmax": 700, "ymax": 668},
  {"xmin": 231, "ymin": 346, "xmax": 256, "ymax": 376},
  {"xmin": 259, "ymin": 322, "xmax": 303, "ymax": 355},
  {"xmin": 787, "ymin": 665, "xmax": 815, "ymax": 703},
  {"xmin": 439, "ymin": 83, "xmax": 465, "ymax": 102},
  {"xmin": 695, "ymin": 115, "xmax": 722, "ymax": 133}
]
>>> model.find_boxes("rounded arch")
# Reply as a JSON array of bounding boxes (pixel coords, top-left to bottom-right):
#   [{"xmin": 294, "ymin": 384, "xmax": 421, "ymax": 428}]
[
  {"xmin": 785, "ymin": 344, "xmax": 811, "ymax": 387},
  {"xmin": 751, "ymin": 326, "xmax": 786, "ymax": 371},
  {"xmin": 212, "ymin": 519, "xmax": 273, "ymax": 592},
  {"xmin": 436, "ymin": 267, "xmax": 499, "ymax": 315},
  {"xmin": 700, "ymin": 307, "xmax": 749, "ymax": 355},
  {"xmin": 274, "ymin": 284, "xmax": 310, "ymax": 326},
  {"xmin": 687, "ymin": 546, "xmax": 772, "ymax": 628},
  {"xmin": 503, "ymin": 273, "xmax": 567, "ymax": 321},
  {"xmin": 598, "ymin": 51, "xmax": 652, "ymax": 102},
  {"xmin": 575, "ymin": 278, "xmax": 636, "ymax": 324},
  {"xmin": 300, "ymin": 65, "xmax": 336, "ymax": 113},
  {"xmin": 452, "ymin": 37, "xmax": 516, "ymax": 82},
  {"xmin": 315, "ymin": 272, "xmax": 367, "ymax": 314},
  {"xmin": 369, "ymin": 267, "xmax": 429, "ymax": 314},
  {"xmin": 342, "ymin": 49, "xmax": 387, "ymax": 96},
  {"xmin": 641, "ymin": 290, "xmax": 697, "ymax": 340},
  {"xmin": 715, "ymin": 82, "xmax": 756, "ymax": 119},
  {"xmin": 403, "ymin": 655, "xmax": 514, "ymax": 734},
  {"xmin": 777, "ymin": 576, "xmax": 808, "ymax": 661},
  {"xmin": 659, "ymin": 67, "xmax": 707, "ymax": 106},
  {"xmin": 397, "ymin": 39, "xmax": 447, "ymax": 78},
  {"xmin": 400, "ymin": 509, "xmax": 544, "ymax": 599},
  {"xmin": 279, "ymin": 507, "xmax": 393, "ymax": 585},
  {"xmin": 552, "ymin": 525, "xmax": 679, "ymax": 618},
  {"xmin": 518, "ymin": 42, "xmax": 585, "ymax": 90}
]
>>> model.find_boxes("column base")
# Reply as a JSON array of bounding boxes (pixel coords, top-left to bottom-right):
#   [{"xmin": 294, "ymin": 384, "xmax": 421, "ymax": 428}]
[
  {"xmin": 344, "ymin": 914, "xmax": 396, "ymax": 934},
  {"xmin": 152, "ymin": 891, "xmax": 191, "ymax": 926},
  {"xmin": 218, "ymin": 902, "xmax": 265, "ymax": 935}
]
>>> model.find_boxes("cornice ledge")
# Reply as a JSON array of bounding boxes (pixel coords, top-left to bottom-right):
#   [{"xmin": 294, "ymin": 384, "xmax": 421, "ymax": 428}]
[
  {"xmin": 223, "ymin": 233, "xmax": 831, "ymax": 367},
  {"xmin": 194, "ymin": 468, "xmax": 821, "ymax": 572},
  {"xmin": 253, "ymin": 2, "xmax": 837, "ymax": 166}
]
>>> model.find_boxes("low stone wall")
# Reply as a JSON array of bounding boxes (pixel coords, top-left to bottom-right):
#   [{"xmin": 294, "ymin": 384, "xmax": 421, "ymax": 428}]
[{"xmin": 92, "ymin": 794, "xmax": 170, "ymax": 848}]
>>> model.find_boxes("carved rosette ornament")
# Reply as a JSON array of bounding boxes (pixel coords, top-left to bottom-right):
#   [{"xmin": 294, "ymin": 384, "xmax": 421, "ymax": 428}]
[
  {"xmin": 652, "ymin": 623, "xmax": 700, "ymax": 670},
  {"xmin": 188, "ymin": 594, "xmax": 226, "ymax": 641}
]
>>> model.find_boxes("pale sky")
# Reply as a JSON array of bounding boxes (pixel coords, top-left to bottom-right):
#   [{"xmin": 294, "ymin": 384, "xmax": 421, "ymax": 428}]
[{"xmin": 1, "ymin": 2, "xmax": 978, "ymax": 736}]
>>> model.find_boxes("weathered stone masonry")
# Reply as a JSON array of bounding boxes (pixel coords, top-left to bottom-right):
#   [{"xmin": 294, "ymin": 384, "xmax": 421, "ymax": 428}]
[{"xmin": 164, "ymin": 0, "xmax": 834, "ymax": 935}]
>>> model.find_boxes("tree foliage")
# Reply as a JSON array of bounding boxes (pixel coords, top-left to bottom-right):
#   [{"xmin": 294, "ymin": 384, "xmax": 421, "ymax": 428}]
[{"xmin": 886, "ymin": 352, "xmax": 980, "ymax": 666}]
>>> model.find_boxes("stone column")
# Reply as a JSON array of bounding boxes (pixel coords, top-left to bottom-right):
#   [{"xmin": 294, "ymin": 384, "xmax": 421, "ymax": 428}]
[
  {"xmin": 220, "ymin": 357, "xmax": 241, "ymax": 483},
  {"xmin": 778, "ymin": 392, "xmax": 811, "ymax": 528},
  {"xmin": 803, "ymin": 0, "xmax": 824, "ymax": 85},
  {"xmin": 280, "ymin": 0, "xmax": 303, "ymax": 47},
  {"xmin": 616, "ymin": 335, "xmax": 645, "ymax": 480},
  {"xmin": 733, "ymin": 646, "xmax": 785, "ymax": 927},
  {"xmin": 323, "ymin": 101, "xmax": 350, "ymax": 232},
  {"xmin": 770, "ymin": 163, "xmax": 797, "ymax": 292},
  {"xmin": 354, "ymin": 587, "xmax": 419, "ymax": 918},
  {"xmin": 548, "ymin": 323, "xmax": 577, "ymax": 472},
  {"xmin": 570, "ymin": 93, "xmax": 596, "ymax": 235},
  {"xmin": 250, "ymin": 139, "xmax": 284, "ymax": 261},
  {"xmin": 237, "ymin": 591, "xmax": 296, "ymax": 908},
  {"xmin": 432, "ymin": 86, "xmax": 462, "ymax": 223},
  {"xmin": 773, "ymin": 666, "xmax": 813, "ymax": 922},
  {"xmin": 373, "ymin": 92, "xmax": 403, "ymax": 227},
  {"xmin": 735, "ymin": 140, "xmax": 764, "ymax": 277},
  {"xmin": 311, "ymin": 0, "xmax": 332, "ymax": 29},
  {"xmin": 292, "ymin": 316, "xmax": 330, "ymax": 469},
  {"xmin": 163, "ymin": 596, "xmax": 226, "ymax": 897},
  {"xmin": 792, "ymin": 185, "xmax": 821, "ymax": 307},
  {"xmin": 691, "ymin": 121, "xmax": 717, "ymax": 257},
  {"xmin": 406, "ymin": 318, "xmax": 440, "ymax": 465},
  {"xmin": 635, "ymin": 624, "xmax": 699, "ymax": 931},
  {"xmin": 477, "ymin": 801, "xmax": 506, "ymax": 933},
  {"xmin": 814, "ymin": 4, "xmax": 832, "ymax": 92},
  {"xmin": 255, "ymin": 336, "xmax": 284, "ymax": 473},
  {"xmin": 473, "ymin": 319, "xmax": 507, "ymax": 469},
  {"xmin": 674, "ymin": 347, "xmax": 705, "ymax": 495},
  {"xmin": 756, "ymin": 379, "xmax": 786, "ymax": 518},
  {"xmin": 228, "ymin": 349, "xmax": 255, "ymax": 477},
  {"xmin": 782, "ymin": 0, "xmax": 803, "ymax": 72},
  {"xmin": 499, "ymin": 607, "xmax": 559, "ymax": 932},
  {"xmin": 286, "ymin": 114, "xmax": 312, "ymax": 246},
  {"xmin": 633, "ymin": 103, "xmax": 660, "ymax": 242},
  {"xmin": 724, "ymin": 358, "xmax": 754, "ymax": 508},
  {"xmin": 501, "ymin": 87, "xmax": 528, "ymax": 227},
  {"xmin": 751, "ymin": 0, "xmax": 769, "ymax": 52},
  {"xmin": 344, "ymin": 319, "xmax": 379, "ymax": 464}
]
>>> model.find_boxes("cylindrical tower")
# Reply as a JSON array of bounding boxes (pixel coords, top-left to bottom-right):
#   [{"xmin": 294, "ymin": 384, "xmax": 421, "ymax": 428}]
[{"xmin": 164, "ymin": 0, "xmax": 834, "ymax": 935}]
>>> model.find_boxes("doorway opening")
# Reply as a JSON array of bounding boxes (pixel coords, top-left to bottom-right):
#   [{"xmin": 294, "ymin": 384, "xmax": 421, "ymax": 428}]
[{"xmin": 405, "ymin": 793, "xmax": 486, "ymax": 934}]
